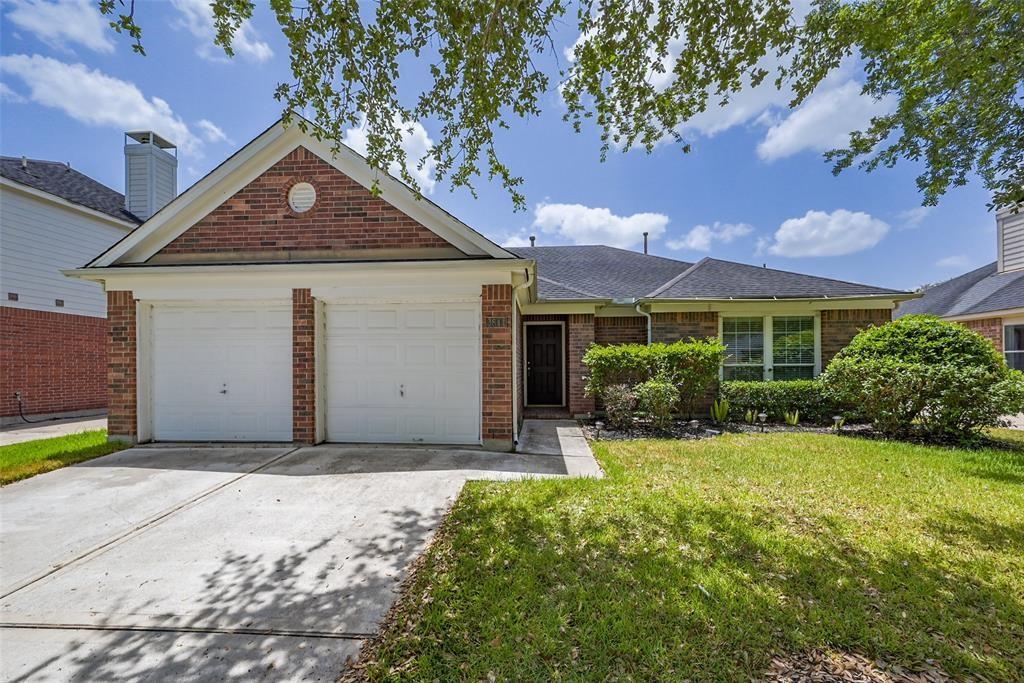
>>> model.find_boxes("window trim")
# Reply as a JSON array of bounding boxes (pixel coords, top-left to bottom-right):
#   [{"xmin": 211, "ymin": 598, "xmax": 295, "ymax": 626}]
[
  {"xmin": 1005, "ymin": 322, "xmax": 1024, "ymax": 371},
  {"xmin": 719, "ymin": 312, "xmax": 821, "ymax": 381}
]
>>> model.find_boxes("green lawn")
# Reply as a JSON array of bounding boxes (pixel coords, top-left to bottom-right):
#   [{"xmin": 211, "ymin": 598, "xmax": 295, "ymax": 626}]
[
  {"xmin": 0, "ymin": 430, "xmax": 127, "ymax": 485},
  {"xmin": 355, "ymin": 432, "xmax": 1024, "ymax": 681}
]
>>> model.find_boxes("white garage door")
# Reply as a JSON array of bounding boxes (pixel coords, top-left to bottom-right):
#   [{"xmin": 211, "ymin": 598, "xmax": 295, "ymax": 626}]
[
  {"xmin": 151, "ymin": 303, "xmax": 292, "ymax": 441},
  {"xmin": 325, "ymin": 302, "xmax": 480, "ymax": 444}
]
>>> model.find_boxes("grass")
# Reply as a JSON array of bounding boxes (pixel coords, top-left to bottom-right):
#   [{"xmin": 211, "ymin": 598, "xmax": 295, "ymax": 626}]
[
  {"xmin": 356, "ymin": 431, "xmax": 1024, "ymax": 681},
  {"xmin": 0, "ymin": 430, "xmax": 127, "ymax": 485}
]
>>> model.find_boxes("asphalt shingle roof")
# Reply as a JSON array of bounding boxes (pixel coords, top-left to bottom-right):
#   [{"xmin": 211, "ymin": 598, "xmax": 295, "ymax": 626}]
[
  {"xmin": 1, "ymin": 156, "xmax": 141, "ymax": 224},
  {"xmin": 510, "ymin": 246, "xmax": 905, "ymax": 301},
  {"xmin": 895, "ymin": 262, "xmax": 1024, "ymax": 318}
]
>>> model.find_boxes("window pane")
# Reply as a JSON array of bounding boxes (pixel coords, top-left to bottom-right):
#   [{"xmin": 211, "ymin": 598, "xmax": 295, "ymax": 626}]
[
  {"xmin": 773, "ymin": 316, "xmax": 814, "ymax": 365},
  {"xmin": 1006, "ymin": 325, "xmax": 1024, "ymax": 352},
  {"xmin": 723, "ymin": 317, "xmax": 764, "ymax": 365},
  {"xmin": 773, "ymin": 365, "xmax": 815, "ymax": 381},
  {"xmin": 724, "ymin": 365, "xmax": 764, "ymax": 381},
  {"xmin": 1007, "ymin": 352, "xmax": 1024, "ymax": 371}
]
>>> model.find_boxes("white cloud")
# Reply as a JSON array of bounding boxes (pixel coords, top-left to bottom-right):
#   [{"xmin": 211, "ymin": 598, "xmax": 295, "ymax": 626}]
[
  {"xmin": 667, "ymin": 221, "xmax": 753, "ymax": 251},
  {"xmin": 3, "ymin": 0, "xmax": 114, "ymax": 53},
  {"xmin": 501, "ymin": 233, "xmax": 533, "ymax": 248},
  {"xmin": 935, "ymin": 255, "xmax": 970, "ymax": 269},
  {"xmin": 531, "ymin": 203, "xmax": 669, "ymax": 249},
  {"xmin": 196, "ymin": 119, "xmax": 232, "ymax": 145},
  {"xmin": 0, "ymin": 54, "xmax": 199, "ymax": 153},
  {"xmin": 170, "ymin": 0, "xmax": 273, "ymax": 63},
  {"xmin": 897, "ymin": 206, "xmax": 932, "ymax": 229},
  {"xmin": 0, "ymin": 82, "xmax": 26, "ymax": 103},
  {"xmin": 760, "ymin": 209, "xmax": 889, "ymax": 257},
  {"xmin": 342, "ymin": 116, "xmax": 437, "ymax": 193},
  {"xmin": 757, "ymin": 80, "xmax": 895, "ymax": 161}
]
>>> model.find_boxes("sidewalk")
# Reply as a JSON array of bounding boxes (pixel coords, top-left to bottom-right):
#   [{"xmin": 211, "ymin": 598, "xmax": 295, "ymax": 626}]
[{"xmin": 0, "ymin": 416, "xmax": 107, "ymax": 446}]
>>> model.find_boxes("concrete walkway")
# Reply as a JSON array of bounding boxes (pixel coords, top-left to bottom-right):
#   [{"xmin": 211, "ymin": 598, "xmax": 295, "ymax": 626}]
[
  {"xmin": 0, "ymin": 440, "xmax": 597, "ymax": 681},
  {"xmin": 517, "ymin": 419, "xmax": 602, "ymax": 478},
  {"xmin": 0, "ymin": 416, "xmax": 107, "ymax": 446}
]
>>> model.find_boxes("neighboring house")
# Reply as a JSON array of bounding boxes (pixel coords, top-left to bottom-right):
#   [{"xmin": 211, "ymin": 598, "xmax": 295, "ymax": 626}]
[
  {"xmin": 0, "ymin": 137, "xmax": 169, "ymax": 419},
  {"xmin": 67, "ymin": 116, "xmax": 913, "ymax": 450},
  {"xmin": 896, "ymin": 207, "xmax": 1024, "ymax": 370}
]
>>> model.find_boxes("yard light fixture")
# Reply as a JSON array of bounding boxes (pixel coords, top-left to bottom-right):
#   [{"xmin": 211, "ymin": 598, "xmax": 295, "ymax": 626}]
[
  {"xmin": 758, "ymin": 412, "xmax": 768, "ymax": 432},
  {"xmin": 595, "ymin": 420, "xmax": 605, "ymax": 440},
  {"xmin": 688, "ymin": 419, "xmax": 700, "ymax": 430},
  {"xmin": 832, "ymin": 415, "xmax": 845, "ymax": 433}
]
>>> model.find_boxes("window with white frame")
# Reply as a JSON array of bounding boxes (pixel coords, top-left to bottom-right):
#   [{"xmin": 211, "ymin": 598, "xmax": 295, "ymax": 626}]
[
  {"xmin": 1006, "ymin": 324, "xmax": 1024, "ymax": 371},
  {"xmin": 722, "ymin": 314, "xmax": 819, "ymax": 381}
]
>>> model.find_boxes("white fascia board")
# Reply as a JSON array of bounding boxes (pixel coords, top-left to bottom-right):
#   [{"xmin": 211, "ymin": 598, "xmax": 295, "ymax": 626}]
[
  {"xmin": 641, "ymin": 295, "xmax": 910, "ymax": 314},
  {"xmin": 90, "ymin": 116, "xmax": 514, "ymax": 267},
  {"xmin": 1, "ymin": 178, "xmax": 137, "ymax": 231},
  {"xmin": 943, "ymin": 307, "xmax": 1024, "ymax": 322}
]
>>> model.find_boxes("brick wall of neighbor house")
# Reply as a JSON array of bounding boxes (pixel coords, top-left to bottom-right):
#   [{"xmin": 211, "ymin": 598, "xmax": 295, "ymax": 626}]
[
  {"xmin": 107, "ymin": 291, "xmax": 137, "ymax": 440},
  {"xmin": 292, "ymin": 289, "xmax": 316, "ymax": 443},
  {"xmin": 820, "ymin": 308, "xmax": 892, "ymax": 367},
  {"xmin": 482, "ymin": 285, "xmax": 514, "ymax": 447},
  {"xmin": 594, "ymin": 316, "xmax": 648, "ymax": 345},
  {"xmin": 158, "ymin": 146, "xmax": 453, "ymax": 258},
  {"xmin": 568, "ymin": 314, "xmax": 596, "ymax": 416},
  {"xmin": 0, "ymin": 306, "xmax": 107, "ymax": 417},
  {"xmin": 960, "ymin": 317, "xmax": 1003, "ymax": 351},
  {"xmin": 651, "ymin": 312, "xmax": 719, "ymax": 342}
]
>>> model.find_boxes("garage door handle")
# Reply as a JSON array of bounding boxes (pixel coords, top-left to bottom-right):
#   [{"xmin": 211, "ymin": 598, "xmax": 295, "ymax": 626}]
[
  {"xmin": 399, "ymin": 384, "xmax": 405, "ymax": 397},
  {"xmin": 220, "ymin": 384, "xmax": 228, "ymax": 394}
]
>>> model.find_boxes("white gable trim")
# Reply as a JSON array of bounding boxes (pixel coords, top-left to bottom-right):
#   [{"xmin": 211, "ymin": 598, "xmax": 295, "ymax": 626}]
[
  {"xmin": 1, "ymin": 177, "xmax": 137, "ymax": 231},
  {"xmin": 88, "ymin": 116, "xmax": 514, "ymax": 267}
]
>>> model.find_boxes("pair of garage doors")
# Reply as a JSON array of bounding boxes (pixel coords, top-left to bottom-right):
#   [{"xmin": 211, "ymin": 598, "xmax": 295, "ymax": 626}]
[{"xmin": 150, "ymin": 301, "xmax": 481, "ymax": 444}]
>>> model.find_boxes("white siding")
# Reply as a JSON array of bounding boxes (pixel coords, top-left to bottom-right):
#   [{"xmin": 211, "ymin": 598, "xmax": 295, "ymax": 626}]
[
  {"xmin": 0, "ymin": 187, "xmax": 131, "ymax": 317},
  {"xmin": 998, "ymin": 208, "xmax": 1024, "ymax": 273}
]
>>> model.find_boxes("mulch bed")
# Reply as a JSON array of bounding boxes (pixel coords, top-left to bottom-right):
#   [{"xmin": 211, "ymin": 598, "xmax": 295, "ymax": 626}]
[
  {"xmin": 763, "ymin": 649, "xmax": 953, "ymax": 682},
  {"xmin": 579, "ymin": 418, "xmax": 873, "ymax": 441}
]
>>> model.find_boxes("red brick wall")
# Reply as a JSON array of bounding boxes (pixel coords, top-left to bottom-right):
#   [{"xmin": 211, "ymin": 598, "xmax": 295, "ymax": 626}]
[
  {"xmin": 568, "ymin": 314, "xmax": 596, "ymax": 416},
  {"xmin": 0, "ymin": 306, "xmax": 107, "ymax": 417},
  {"xmin": 292, "ymin": 289, "xmax": 316, "ymax": 443},
  {"xmin": 107, "ymin": 291, "xmax": 137, "ymax": 440},
  {"xmin": 158, "ymin": 146, "xmax": 453, "ymax": 258},
  {"xmin": 961, "ymin": 317, "xmax": 1003, "ymax": 351},
  {"xmin": 595, "ymin": 316, "xmax": 647, "ymax": 345},
  {"xmin": 651, "ymin": 311, "xmax": 718, "ymax": 342},
  {"xmin": 482, "ymin": 285, "xmax": 513, "ymax": 446},
  {"xmin": 821, "ymin": 308, "xmax": 892, "ymax": 368}
]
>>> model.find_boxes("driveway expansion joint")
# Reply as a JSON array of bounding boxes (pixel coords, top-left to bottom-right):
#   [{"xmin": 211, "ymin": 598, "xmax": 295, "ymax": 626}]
[{"xmin": 1, "ymin": 622, "xmax": 373, "ymax": 640}]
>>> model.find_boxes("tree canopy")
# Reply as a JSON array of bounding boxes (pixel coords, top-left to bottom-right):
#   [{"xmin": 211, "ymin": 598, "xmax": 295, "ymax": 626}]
[{"xmin": 101, "ymin": 0, "xmax": 1023, "ymax": 211}]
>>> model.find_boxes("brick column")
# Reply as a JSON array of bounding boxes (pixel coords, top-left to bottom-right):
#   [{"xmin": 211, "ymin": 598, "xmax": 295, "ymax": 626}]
[
  {"xmin": 651, "ymin": 311, "xmax": 718, "ymax": 342},
  {"xmin": 107, "ymin": 290, "xmax": 137, "ymax": 442},
  {"xmin": 961, "ymin": 317, "xmax": 1004, "ymax": 351},
  {"xmin": 820, "ymin": 309, "xmax": 891, "ymax": 367},
  {"xmin": 482, "ymin": 284, "xmax": 513, "ymax": 449},
  {"xmin": 568, "ymin": 313, "xmax": 595, "ymax": 417},
  {"xmin": 292, "ymin": 288, "xmax": 316, "ymax": 444}
]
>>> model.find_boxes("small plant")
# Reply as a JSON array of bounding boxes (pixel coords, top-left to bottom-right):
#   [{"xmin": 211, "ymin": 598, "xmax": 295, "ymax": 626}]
[
  {"xmin": 744, "ymin": 408, "xmax": 757, "ymax": 425},
  {"xmin": 711, "ymin": 398, "xmax": 730, "ymax": 423},
  {"xmin": 635, "ymin": 378, "xmax": 679, "ymax": 430},
  {"xmin": 603, "ymin": 384, "xmax": 636, "ymax": 431},
  {"xmin": 783, "ymin": 409, "xmax": 800, "ymax": 426},
  {"xmin": 831, "ymin": 415, "xmax": 846, "ymax": 432}
]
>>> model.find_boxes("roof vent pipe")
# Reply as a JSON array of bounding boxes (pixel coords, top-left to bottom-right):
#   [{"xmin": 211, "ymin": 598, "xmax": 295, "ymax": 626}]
[
  {"xmin": 529, "ymin": 235, "xmax": 536, "ymax": 247},
  {"xmin": 643, "ymin": 231, "xmax": 649, "ymax": 254}
]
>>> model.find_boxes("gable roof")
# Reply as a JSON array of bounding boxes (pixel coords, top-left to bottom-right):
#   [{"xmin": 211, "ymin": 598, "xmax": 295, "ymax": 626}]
[
  {"xmin": 1, "ymin": 156, "xmax": 141, "ymax": 225},
  {"xmin": 510, "ymin": 246, "xmax": 907, "ymax": 301},
  {"xmin": 87, "ymin": 115, "xmax": 514, "ymax": 267},
  {"xmin": 895, "ymin": 262, "xmax": 1024, "ymax": 318}
]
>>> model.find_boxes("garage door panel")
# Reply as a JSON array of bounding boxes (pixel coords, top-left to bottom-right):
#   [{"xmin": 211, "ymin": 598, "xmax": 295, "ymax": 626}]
[
  {"xmin": 325, "ymin": 301, "xmax": 480, "ymax": 444},
  {"xmin": 151, "ymin": 304, "xmax": 292, "ymax": 442}
]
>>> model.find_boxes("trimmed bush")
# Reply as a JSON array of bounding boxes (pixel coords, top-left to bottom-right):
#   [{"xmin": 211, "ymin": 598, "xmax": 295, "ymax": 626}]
[
  {"xmin": 820, "ymin": 316, "xmax": 1021, "ymax": 439},
  {"xmin": 583, "ymin": 338, "xmax": 726, "ymax": 416},
  {"xmin": 635, "ymin": 379, "xmax": 679, "ymax": 429},
  {"xmin": 720, "ymin": 379, "xmax": 848, "ymax": 425},
  {"xmin": 603, "ymin": 384, "xmax": 636, "ymax": 430}
]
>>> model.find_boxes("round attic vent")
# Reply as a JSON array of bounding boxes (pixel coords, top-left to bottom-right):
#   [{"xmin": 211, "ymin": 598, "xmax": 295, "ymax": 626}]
[{"xmin": 288, "ymin": 182, "xmax": 316, "ymax": 213}]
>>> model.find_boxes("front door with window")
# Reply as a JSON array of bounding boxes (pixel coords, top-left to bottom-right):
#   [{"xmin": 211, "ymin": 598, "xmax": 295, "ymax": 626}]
[{"xmin": 526, "ymin": 324, "xmax": 564, "ymax": 406}]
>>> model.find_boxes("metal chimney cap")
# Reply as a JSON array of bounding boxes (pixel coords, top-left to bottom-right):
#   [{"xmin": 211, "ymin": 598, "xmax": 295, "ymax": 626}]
[{"xmin": 125, "ymin": 131, "xmax": 176, "ymax": 149}]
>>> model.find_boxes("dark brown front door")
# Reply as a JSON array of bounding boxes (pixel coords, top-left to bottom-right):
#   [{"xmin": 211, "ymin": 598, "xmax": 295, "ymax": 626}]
[{"xmin": 526, "ymin": 324, "xmax": 563, "ymax": 406}]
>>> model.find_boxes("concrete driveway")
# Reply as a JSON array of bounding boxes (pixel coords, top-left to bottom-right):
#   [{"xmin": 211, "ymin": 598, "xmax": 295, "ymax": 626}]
[{"xmin": 1, "ymin": 436, "xmax": 594, "ymax": 681}]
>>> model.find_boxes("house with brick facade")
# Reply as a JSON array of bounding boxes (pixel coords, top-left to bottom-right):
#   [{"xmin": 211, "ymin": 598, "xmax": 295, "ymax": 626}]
[
  {"xmin": 896, "ymin": 207, "xmax": 1024, "ymax": 371},
  {"xmin": 0, "ymin": 153, "xmax": 145, "ymax": 422},
  {"xmin": 68, "ymin": 117, "xmax": 913, "ymax": 450}
]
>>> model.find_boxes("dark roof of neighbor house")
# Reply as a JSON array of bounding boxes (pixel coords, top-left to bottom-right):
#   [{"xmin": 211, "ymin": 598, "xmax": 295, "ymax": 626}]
[
  {"xmin": 895, "ymin": 262, "xmax": 1024, "ymax": 318},
  {"xmin": 0, "ymin": 156, "xmax": 141, "ymax": 224},
  {"xmin": 509, "ymin": 245, "xmax": 906, "ymax": 301}
]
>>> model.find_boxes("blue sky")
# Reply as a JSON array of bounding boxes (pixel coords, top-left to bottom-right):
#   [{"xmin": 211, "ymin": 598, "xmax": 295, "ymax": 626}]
[{"xmin": 0, "ymin": 0, "xmax": 996, "ymax": 290}]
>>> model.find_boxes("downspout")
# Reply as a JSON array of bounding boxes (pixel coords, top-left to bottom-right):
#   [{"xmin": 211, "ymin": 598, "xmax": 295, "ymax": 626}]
[
  {"xmin": 511, "ymin": 267, "xmax": 534, "ymax": 446},
  {"xmin": 635, "ymin": 301, "xmax": 652, "ymax": 344}
]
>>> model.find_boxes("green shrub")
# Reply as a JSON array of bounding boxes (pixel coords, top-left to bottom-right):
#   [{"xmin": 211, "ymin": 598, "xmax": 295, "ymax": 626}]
[
  {"xmin": 635, "ymin": 379, "xmax": 679, "ymax": 429},
  {"xmin": 720, "ymin": 379, "xmax": 846, "ymax": 424},
  {"xmin": 821, "ymin": 317, "xmax": 1019, "ymax": 439},
  {"xmin": 603, "ymin": 384, "xmax": 636, "ymax": 430},
  {"xmin": 583, "ymin": 338, "xmax": 726, "ymax": 417},
  {"xmin": 783, "ymin": 410, "xmax": 800, "ymax": 426}
]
